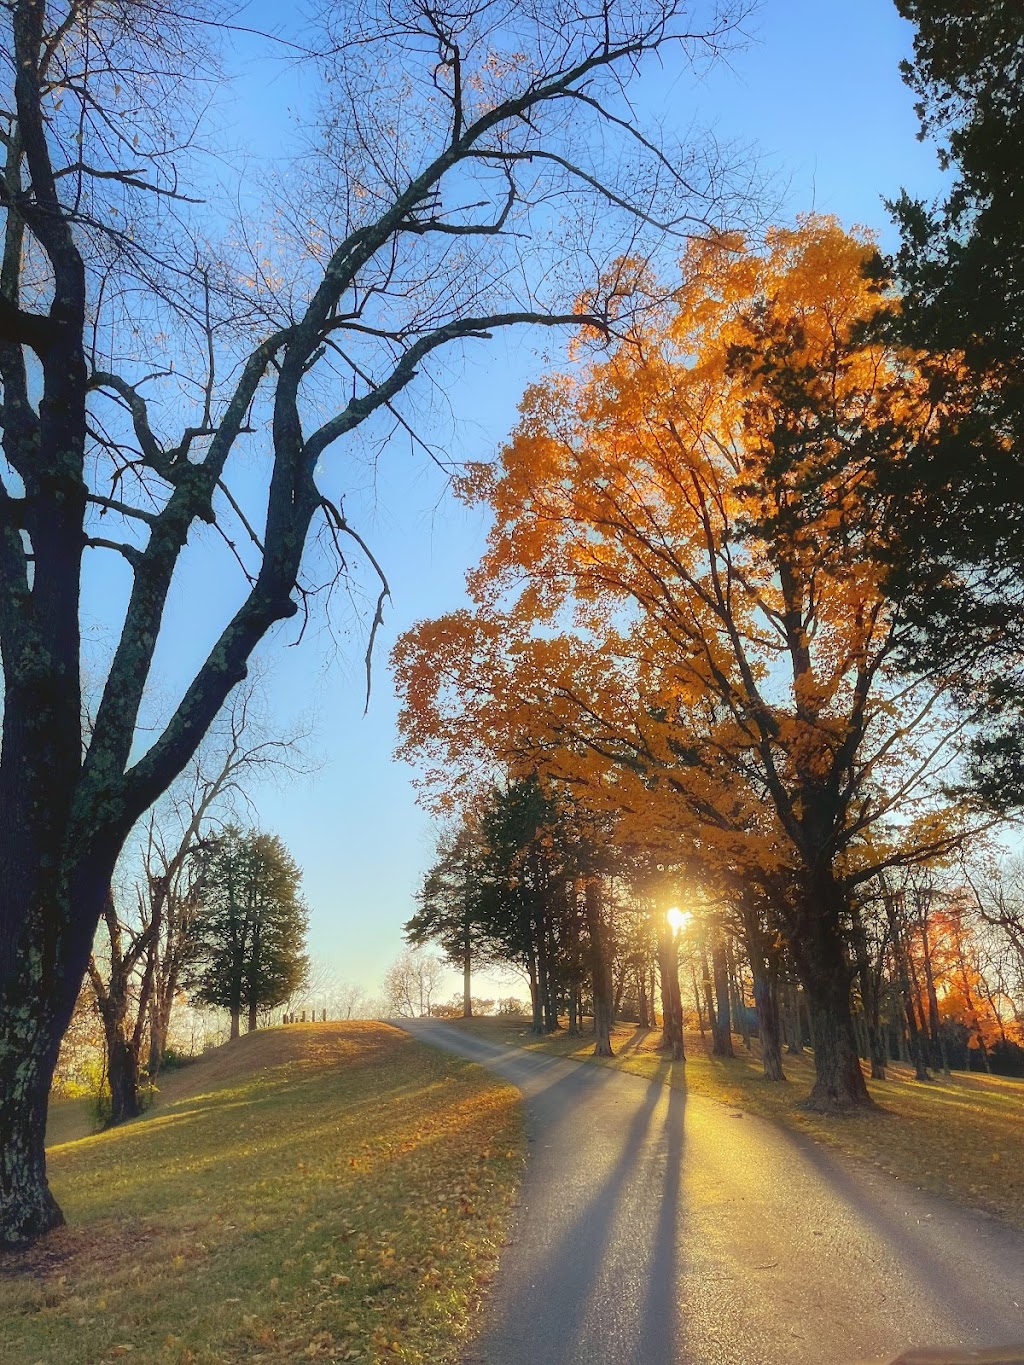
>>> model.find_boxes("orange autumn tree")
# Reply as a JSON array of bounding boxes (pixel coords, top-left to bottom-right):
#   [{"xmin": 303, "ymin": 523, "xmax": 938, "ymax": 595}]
[
  {"xmin": 395, "ymin": 218, "xmax": 986, "ymax": 1110},
  {"xmin": 926, "ymin": 899, "xmax": 1024, "ymax": 1062}
]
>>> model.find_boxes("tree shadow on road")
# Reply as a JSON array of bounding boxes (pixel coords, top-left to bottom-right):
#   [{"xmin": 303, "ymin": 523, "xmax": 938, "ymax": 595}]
[{"xmin": 481, "ymin": 1058, "xmax": 688, "ymax": 1364}]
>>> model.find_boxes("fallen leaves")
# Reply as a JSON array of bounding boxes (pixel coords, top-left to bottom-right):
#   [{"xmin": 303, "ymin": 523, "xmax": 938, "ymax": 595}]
[{"xmin": 2, "ymin": 1023, "xmax": 525, "ymax": 1365}]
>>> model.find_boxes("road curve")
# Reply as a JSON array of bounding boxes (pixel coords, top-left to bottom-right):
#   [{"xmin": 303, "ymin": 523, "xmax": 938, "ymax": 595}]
[{"xmin": 399, "ymin": 1019, "xmax": 1024, "ymax": 1365}]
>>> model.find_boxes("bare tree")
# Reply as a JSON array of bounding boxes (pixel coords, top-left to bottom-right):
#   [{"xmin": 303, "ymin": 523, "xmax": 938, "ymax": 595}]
[
  {"xmin": 384, "ymin": 948, "xmax": 446, "ymax": 1018},
  {"xmin": 82, "ymin": 683, "xmax": 309, "ymax": 1123},
  {"xmin": 141, "ymin": 686, "xmax": 310, "ymax": 1078},
  {"xmin": 0, "ymin": 0, "xmax": 754, "ymax": 1245}
]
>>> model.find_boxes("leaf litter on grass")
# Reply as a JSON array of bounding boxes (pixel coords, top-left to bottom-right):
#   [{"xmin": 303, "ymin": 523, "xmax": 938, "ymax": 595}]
[
  {"xmin": 1, "ymin": 1022, "xmax": 524, "ymax": 1365},
  {"xmin": 454, "ymin": 1015, "xmax": 1024, "ymax": 1229}
]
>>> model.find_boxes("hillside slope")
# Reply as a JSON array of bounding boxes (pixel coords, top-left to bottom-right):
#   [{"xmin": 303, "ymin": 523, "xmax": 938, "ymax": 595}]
[{"xmin": 4, "ymin": 1023, "xmax": 524, "ymax": 1365}]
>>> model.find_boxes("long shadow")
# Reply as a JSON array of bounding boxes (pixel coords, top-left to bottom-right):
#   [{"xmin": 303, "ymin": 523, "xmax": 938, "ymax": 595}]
[
  {"xmin": 615, "ymin": 1027, "xmax": 659, "ymax": 1056},
  {"xmin": 412, "ymin": 1021, "xmax": 1024, "ymax": 1358},
  {"xmin": 478, "ymin": 1059, "xmax": 687, "ymax": 1364},
  {"xmin": 637, "ymin": 1079, "xmax": 686, "ymax": 1363},
  {"xmin": 772, "ymin": 1121, "xmax": 1024, "ymax": 1343}
]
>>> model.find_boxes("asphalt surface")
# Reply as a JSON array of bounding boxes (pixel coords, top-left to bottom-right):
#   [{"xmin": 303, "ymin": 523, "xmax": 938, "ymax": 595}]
[{"xmin": 399, "ymin": 1019, "xmax": 1024, "ymax": 1365}]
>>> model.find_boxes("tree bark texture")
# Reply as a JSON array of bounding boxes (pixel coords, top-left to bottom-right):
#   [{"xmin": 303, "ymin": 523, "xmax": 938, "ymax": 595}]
[
  {"xmin": 790, "ymin": 892, "xmax": 873, "ymax": 1110},
  {"xmin": 1, "ymin": 869, "xmax": 111, "ymax": 1246}
]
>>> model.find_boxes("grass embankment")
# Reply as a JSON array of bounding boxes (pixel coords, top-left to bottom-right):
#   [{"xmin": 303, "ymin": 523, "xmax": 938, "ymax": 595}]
[
  {"xmin": 2, "ymin": 1023, "xmax": 524, "ymax": 1365},
  {"xmin": 455, "ymin": 1015, "xmax": 1024, "ymax": 1228}
]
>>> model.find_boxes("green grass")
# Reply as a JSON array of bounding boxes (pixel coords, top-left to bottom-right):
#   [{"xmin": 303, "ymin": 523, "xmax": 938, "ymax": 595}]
[
  {"xmin": 1, "ymin": 1023, "xmax": 524, "ymax": 1365},
  {"xmin": 455, "ymin": 1015, "xmax": 1024, "ymax": 1228}
]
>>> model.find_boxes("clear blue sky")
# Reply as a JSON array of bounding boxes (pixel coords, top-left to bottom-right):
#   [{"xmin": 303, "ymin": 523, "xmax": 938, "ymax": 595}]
[{"xmin": 106, "ymin": 1, "xmax": 948, "ymax": 1002}]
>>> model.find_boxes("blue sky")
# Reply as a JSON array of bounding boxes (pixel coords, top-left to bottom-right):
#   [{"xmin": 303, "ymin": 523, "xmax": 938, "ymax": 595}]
[{"xmin": 105, "ymin": 1, "xmax": 949, "ymax": 1002}]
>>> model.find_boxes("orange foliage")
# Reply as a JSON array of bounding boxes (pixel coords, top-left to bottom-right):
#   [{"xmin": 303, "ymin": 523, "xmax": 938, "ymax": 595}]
[
  {"xmin": 919, "ymin": 903, "xmax": 1024, "ymax": 1052},
  {"xmin": 394, "ymin": 218, "xmax": 981, "ymax": 914}
]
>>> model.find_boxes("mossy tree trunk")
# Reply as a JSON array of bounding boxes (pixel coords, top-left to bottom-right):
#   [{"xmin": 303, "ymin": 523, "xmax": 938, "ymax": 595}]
[{"xmin": 0, "ymin": 862, "xmax": 112, "ymax": 1247}]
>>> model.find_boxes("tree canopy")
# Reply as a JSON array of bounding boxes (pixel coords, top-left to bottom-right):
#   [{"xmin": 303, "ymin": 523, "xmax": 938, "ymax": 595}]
[
  {"xmin": 395, "ymin": 217, "xmax": 991, "ymax": 1107},
  {"xmin": 886, "ymin": 0, "xmax": 1024, "ymax": 800},
  {"xmin": 188, "ymin": 827, "xmax": 309, "ymax": 1038}
]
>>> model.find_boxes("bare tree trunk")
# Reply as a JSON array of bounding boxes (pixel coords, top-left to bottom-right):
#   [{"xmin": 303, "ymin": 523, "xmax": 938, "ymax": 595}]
[
  {"xmin": 1, "ymin": 864, "xmax": 111, "ymax": 1246},
  {"xmin": 527, "ymin": 948, "xmax": 542, "ymax": 1036},
  {"xmin": 892, "ymin": 911, "xmax": 932, "ymax": 1082},
  {"xmin": 700, "ymin": 942, "xmax": 717, "ymax": 1053},
  {"xmin": 792, "ymin": 900, "xmax": 872, "ymax": 1110},
  {"xmin": 108, "ymin": 1038, "xmax": 143, "ymax": 1124},
  {"xmin": 850, "ymin": 903, "xmax": 886, "ymax": 1080},
  {"xmin": 750, "ymin": 955, "xmax": 784, "ymax": 1082},
  {"xmin": 919, "ymin": 917, "xmax": 950, "ymax": 1075},
  {"xmin": 727, "ymin": 938, "xmax": 749, "ymax": 1049},
  {"xmin": 148, "ymin": 1001, "xmax": 168, "ymax": 1078},
  {"xmin": 710, "ymin": 932, "xmax": 734, "ymax": 1058},
  {"xmin": 0, "ymin": 991, "xmax": 66, "ymax": 1247},
  {"xmin": 786, "ymin": 983, "xmax": 804, "ymax": 1054},
  {"xmin": 656, "ymin": 925, "xmax": 685, "ymax": 1061},
  {"xmin": 691, "ymin": 958, "xmax": 706, "ymax": 1037},
  {"xmin": 584, "ymin": 879, "xmax": 614, "ymax": 1058},
  {"xmin": 637, "ymin": 964, "xmax": 650, "ymax": 1029}
]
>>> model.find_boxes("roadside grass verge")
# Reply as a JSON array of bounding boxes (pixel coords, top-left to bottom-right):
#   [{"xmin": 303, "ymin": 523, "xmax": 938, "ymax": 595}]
[
  {"xmin": 453, "ymin": 1015, "xmax": 1024, "ymax": 1228},
  {"xmin": 2, "ymin": 1022, "xmax": 524, "ymax": 1365}
]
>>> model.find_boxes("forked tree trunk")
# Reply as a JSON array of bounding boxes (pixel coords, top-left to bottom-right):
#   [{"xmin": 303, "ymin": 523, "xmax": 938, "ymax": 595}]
[
  {"xmin": 93, "ymin": 991, "xmax": 143, "ymax": 1126},
  {"xmin": 107, "ymin": 1037, "xmax": 143, "ymax": 1124}
]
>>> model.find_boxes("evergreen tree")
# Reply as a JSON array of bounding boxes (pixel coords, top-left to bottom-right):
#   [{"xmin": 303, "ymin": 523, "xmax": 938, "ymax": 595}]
[
  {"xmin": 887, "ymin": 1, "xmax": 1024, "ymax": 802},
  {"xmin": 188, "ymin": 828, "xmax": 308, "ymax": 1037},
  {"xmin": 405, "ymin": 818, "xmax": 493, "ymax": 1018}
]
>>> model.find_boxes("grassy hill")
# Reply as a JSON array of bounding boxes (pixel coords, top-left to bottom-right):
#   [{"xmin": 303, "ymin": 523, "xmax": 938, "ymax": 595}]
[{"xmin": 1, "ymin": 1023, "xmax": 523, "ymax": 1365}]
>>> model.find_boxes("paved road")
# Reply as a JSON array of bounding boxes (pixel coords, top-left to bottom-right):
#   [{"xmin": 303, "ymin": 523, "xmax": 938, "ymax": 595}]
[{"xmin": 399, "ymin": 1020, "xmax": 1024, "ymax": 1365}]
